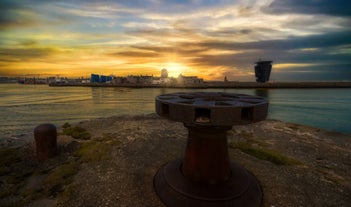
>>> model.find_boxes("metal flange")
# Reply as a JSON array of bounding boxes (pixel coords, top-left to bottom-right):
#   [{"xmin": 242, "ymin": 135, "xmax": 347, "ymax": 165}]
[
  {"xmin": 155, "ymin": 92, "xmax": 268, "ymax": 126},
  {"xmin": 154, "ymin": 92, "xmax": 268, "ymax": 207}
]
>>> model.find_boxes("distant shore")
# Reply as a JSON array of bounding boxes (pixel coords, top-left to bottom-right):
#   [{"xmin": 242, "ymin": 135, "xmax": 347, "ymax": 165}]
[{"xmin": 49, "ymin": 81, "xmax": 351, "ymax": 88}]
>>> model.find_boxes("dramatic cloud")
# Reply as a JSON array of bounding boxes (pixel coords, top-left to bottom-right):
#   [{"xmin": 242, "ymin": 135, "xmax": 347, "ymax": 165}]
[
  {"xmin": 264, "ymin": 0, "xmax": 351, "ymax": 16},
  {"xmin": 0, "ymin": 0, "xmax": 350, "ymax": 81}
]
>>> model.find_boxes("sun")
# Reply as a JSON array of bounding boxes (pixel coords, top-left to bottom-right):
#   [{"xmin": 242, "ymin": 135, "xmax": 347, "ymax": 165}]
[{"xmin": 164, "ymin": 62, "xmax": 188, "ymax": 78}]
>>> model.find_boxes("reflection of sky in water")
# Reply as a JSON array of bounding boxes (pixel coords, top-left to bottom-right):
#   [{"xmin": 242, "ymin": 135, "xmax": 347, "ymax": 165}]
[{"xmin": 0, "ymin": 84, "xmax": 350, "ymax": 138}]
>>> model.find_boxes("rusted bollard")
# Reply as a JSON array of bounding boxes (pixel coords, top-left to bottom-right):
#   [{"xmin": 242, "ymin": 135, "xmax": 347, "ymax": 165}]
[
  {"xmin": 154, "ymin": 92, "xmax": 268, "ymax": 207},
  {"xmin": 34, "ymin": 123, "xmax": 58, "ymax": 161}
]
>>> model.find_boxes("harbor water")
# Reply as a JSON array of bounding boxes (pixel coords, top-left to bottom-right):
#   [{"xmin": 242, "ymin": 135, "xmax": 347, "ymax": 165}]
[{"xmin": 0, "ymin": 83, "xmax": 350, "ymax": 139}]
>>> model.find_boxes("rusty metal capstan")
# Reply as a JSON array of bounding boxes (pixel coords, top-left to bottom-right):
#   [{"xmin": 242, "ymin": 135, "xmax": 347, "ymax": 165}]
[{"xmin": 154, "ymin": 92, "xmax": 268, "ymax": 207}]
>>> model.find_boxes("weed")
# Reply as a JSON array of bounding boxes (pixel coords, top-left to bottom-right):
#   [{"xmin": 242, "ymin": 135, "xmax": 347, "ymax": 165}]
[
  {"xmin": 63, "ymin": 126, "xmax": 91, "ymax": 140},
  {"xmin": 238, "ymin": 131, "xmax": 254, "ymax": 139},
  {"xmin": 0, "ymin": 148, "xmax": 21, "ymax": 169},
  {"xmin": 245, "ymin": 137, "xmax": 269, "ymax": 147},
  {"xmin": 77, "ymin": 141, "xmax": 112, "ymax": 162},
  {"xmin": 43, "ymin": 162, "xmax": 80, "ymax": 196},
  {"xmin": 230, "ymin": 142, "xmax": 302, "ymax": 165},
  {"xmin": 62, "ymin": 122, "xmax": 71, "ymax": 129},
  {"xmin": 6, "ymin": 168, "xmax": 33, "ymax": 185},
  {"xmin": 57, "ymin": 183, "xmax": 78, "ymax": 205},
  {"xmin": 95, "ymin": 133, "xmax": 122, "ymax": 145}
]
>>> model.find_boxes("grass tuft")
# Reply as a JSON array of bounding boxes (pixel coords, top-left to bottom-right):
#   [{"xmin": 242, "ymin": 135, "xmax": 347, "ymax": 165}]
[
  {"xmin": 62, "ymin": 122, "xmax": 71, "ymax": 129},
  {"xmin": 57, "ymin": 183, "xmax": 78, "ymax": 205},
  {"xmin": 43, "ymin": 162, "xmax": 80, "ymax": 196},
  {"xmin": 77, "ymin": 141, "xmax": 112, "ymax": 162},
  {"xmin": 63, "ymin": 126, "xmax": 91, "ymax": 140},
  {"xmin": 230, "ymin": 142, "xmax": 302, "ymax": 165},
  {"xmin": 0, "ymin": 148, "xmax": 21, "ymax": 168}
]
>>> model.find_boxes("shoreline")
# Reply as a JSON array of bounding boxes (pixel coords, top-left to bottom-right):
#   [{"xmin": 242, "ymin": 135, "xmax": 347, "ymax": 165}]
[{"xmin": 48, "ymin": 81, "xmax": 351, "ymax": 89}]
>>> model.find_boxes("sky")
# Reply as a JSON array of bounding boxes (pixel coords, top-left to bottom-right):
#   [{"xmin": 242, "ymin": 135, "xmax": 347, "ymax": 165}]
[{"xmin": 0, "ymin": 0, "xmax": 350, "ymax": 81}]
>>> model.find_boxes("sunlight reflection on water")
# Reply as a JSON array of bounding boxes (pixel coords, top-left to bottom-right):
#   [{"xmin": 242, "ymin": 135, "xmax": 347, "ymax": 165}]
[{"xmin": 0, "ymin": 84, "xmax": 350, "ymax": 138}]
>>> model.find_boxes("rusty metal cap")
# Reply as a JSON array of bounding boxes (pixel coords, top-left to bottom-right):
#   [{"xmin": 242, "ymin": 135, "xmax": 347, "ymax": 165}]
[{"xmin": 156, "ymin": 92, "xmax": 268, "ymax": 126}]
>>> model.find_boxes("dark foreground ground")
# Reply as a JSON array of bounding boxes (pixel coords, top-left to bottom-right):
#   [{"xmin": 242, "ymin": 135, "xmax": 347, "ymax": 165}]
[{"xmin": 1, "ymin": 114, "xmax": 350, "ymax": 207}]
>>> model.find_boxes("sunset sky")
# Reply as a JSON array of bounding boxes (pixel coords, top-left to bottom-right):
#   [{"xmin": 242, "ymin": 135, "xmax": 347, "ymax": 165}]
[{"xmin": 0, "ymin": 0, "xmax": 350, "ymax": 81}]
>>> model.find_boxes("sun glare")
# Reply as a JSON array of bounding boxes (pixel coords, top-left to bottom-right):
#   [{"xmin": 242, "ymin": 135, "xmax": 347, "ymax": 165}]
[{"xmin": 164, "ymin": 62, "xmax": 188, "ymax": 77}]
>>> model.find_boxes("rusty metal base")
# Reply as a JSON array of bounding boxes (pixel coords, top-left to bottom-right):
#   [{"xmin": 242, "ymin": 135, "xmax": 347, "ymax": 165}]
[{"xmin": 154, "ymin": 159, "xmax": 262, "ymax": 207}]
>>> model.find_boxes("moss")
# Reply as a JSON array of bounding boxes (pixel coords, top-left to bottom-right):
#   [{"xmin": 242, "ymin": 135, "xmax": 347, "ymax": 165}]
[
  {"xmin": 95, "ymin": 133, "xmax": 122, "ymax": 145},
  {"xmin": 245, "ymin": 137, "xmax": 269, "ymax": 147},
  {"xmin": 101, "ymin": 133, "xmax": 115, "ymax": 140},
  {"xmin": 229, "ymin": 130, "xmax": 268, "ymax": 147},
  {"xmin": 77, "ymin": 141, "xmax": 112, "ymax": 162},
  {"xmin": 43, "ymin": 162, "xmax": 80, "ymax": 196},
  {"xmin": 6, "ymin": 170, "xmax": 32, "ymax": 185},
  {"xmin": 57, "ymin": 183, "xmax": 78, "ymax": 206},
  {"xmin": 0, "ymin": 141, "xmax": 82, "ymax": 205},
  {"xmin": 230, "ymin": 142, "xmax": 302, "ymax": 165},
  {"xmin": 63, "ymin": 126, "xmax": 91, "ymax": 140},
  {"xmin": 238, "ymin": 131, "xmax": 254, "ymax": 139},
  {"xmin": 62, "ymin": 122, "xmax": 71, "ymax": 129},
  {"xmin": 0, "ymin": 148, "xmax": 21, "ymax": 171}
]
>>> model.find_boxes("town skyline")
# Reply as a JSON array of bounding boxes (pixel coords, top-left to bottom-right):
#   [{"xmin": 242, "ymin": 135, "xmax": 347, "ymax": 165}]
[{"xmin": 1, "ymin": 0, "xmax": 350, "ymax": 81}]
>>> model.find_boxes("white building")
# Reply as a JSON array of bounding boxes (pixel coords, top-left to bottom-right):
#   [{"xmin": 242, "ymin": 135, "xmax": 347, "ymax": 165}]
[
  {"xmin": 161, "ymin": 68, "xmax": 168, "ymax": 79},
  {"xmin": 177, "ymin": 74, "xmax": 204, "ymax": 85}
]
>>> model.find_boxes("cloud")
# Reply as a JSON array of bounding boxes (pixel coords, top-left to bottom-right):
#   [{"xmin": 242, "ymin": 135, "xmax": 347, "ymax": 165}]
[
  {"xmin": 0, "ymin": 1, "xmax": 71, "ymax": 30},
  {"xmin": 200, "ymin": 30, "xmax": 351, "ymax": 51},
  {"xmin": 0, "ymin": 0, "xmax": 350, "ymax": 81},
  {"xmin": 0, "ymin": 48, "xmax": 54, "ymax": 61},
  {"xmin": 263, "ymin": 0, "xmax": 351, "ymax": 16},
  {"xmin": 19, "ymin": 39, "xmax": 38, "ymax": 46},
  {"xmin": 273, "ymin": 64, "xmax": 351, "ymax": 81},
  {"xmin": 110, "ymin": 51, "xmax": 159, "ymax": 58}
]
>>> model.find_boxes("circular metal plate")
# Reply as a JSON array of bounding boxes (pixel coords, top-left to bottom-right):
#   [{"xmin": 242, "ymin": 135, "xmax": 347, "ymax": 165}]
[
  {"xmin": 155, "ymin": 92, "xmax": 268, "ymax": 126},
  {"xmin": 154, "ymin": 159, "xmax": 262, "ymax": 207}
]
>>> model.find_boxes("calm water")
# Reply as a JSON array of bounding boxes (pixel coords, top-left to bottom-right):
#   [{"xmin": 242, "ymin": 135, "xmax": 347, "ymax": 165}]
[{"xmin": 0, "ymin": 83, "xmax": 350, "ymax": 139}]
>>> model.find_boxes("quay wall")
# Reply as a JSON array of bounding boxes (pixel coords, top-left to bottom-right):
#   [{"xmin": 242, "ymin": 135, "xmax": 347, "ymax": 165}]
[{"xmin": 49, "ymin": 81, "xmax": 351, "ymax": 88}]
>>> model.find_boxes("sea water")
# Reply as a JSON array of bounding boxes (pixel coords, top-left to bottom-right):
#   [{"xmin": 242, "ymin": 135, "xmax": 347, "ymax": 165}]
[{"xmin": 0, "ymin": 83, "xmax": 350, "ymax": 139}]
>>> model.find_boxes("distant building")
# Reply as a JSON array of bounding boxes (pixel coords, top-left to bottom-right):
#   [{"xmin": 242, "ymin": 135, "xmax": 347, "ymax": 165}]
[
  {"xmin": 100, "ymin": 75, "xmax": 107, "ymax": 83},
  {"xmin": 112, "ymin": 76, "xmax": 126, "ymax": 84},
  {"xmin": 255, "ymin": 60, "xmax": 272, "ymax": 83},
  {"xmin": 177, "ymin": 74, "xmax": 203, "ymax": 85},
  {"xmin": 124, "ymin": 75, "xmax": 153, "ymax": 84},
  {"xmin": 152, "ymin": 77, "xmax": 161, "ymax": 85},
  {"xmin": 91, "ymin": 74, "xmax": 113, "ymax": 83},
  {"xmin": 140, "ymin": 75, "xmax": 153, "ymax": 84},
  {"xmin": 100, "ymin": 75, "xmax": 113, "ymax": 83},
  {"xmin": 91, "ymin": 74, "xmax": 100, "ymax": 83},
  {"xmin": 161, "ymin": 68, "xmax": 168, "ymax": 79}
]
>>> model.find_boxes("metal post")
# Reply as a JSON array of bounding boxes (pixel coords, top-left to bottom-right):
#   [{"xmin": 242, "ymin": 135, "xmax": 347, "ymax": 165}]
[
  {"xmin": 154, "ymin": 92, "xmax": 268, "ymax": 207},
  {"xmin": 34, "ymin": 123, "xmax": 58, "ymax": 161},
  {"xmin": 182, "ymin": 125, "xmax": 231, "ymax": 183}
]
